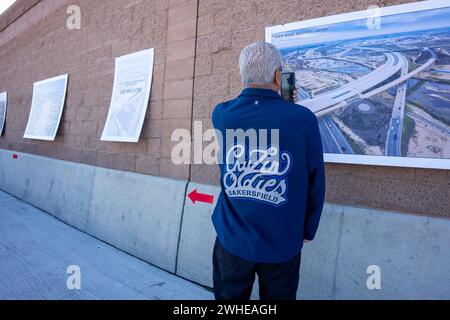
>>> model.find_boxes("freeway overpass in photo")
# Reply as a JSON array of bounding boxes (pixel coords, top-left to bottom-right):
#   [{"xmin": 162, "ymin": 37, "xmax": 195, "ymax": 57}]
[
  {"xmin": 300, "ymin": 47, "xmax": 437, "ymax": 156},
  {"xmin": 298, "ymin": 48, "xmax": 436, "ymax": 117},
  {"xmin": 298, "ymin": 52, "xmax": 403, "ymax": 115},
  {"xmin": 359, "ymin": 48, "xmax": 437, "ymax": 101},
  {"xmin": 305, "ymin": 51, "xmax": 403, "ymax": 154}
]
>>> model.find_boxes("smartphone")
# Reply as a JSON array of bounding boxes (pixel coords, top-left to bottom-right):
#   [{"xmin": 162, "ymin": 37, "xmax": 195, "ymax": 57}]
[{"xmin": 281, "ymin": 72, "xmax": 296, "ymax": 103}]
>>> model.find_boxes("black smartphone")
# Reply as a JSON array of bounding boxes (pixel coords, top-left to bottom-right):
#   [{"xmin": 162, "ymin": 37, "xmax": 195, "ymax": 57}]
[{"xmin": 281, "ymin": 72, "xmax": 296, "ymax": 103}]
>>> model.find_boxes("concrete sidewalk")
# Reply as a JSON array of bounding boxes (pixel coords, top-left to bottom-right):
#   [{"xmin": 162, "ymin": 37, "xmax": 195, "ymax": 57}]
[{"xmin": 0, "ymin": 190, "xmax": 213, "ymax": 300}]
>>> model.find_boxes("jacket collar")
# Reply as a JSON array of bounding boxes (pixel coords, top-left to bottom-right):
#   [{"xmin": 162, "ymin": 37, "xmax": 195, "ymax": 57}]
[{"xmin": 239, "ymin": 87, "xmax": 282, "ymax": 99}]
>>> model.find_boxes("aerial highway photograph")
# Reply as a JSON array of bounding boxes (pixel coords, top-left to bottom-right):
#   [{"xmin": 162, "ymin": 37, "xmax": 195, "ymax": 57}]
[
  {"xmin": 1, "ymin": 0, "xmax": 450, "ymax": 307},
  {"xmin": 271, "ymin": 5, "xmax": 450, "ymax": 160}
]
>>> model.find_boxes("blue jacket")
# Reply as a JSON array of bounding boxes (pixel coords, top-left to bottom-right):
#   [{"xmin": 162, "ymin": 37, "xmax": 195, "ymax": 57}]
[{"xmin": 211, "ymin": 88, "xmax": 325, "ymax": 263}]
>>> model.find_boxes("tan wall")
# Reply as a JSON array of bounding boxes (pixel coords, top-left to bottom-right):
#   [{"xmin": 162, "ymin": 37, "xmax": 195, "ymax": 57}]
[
  {"xmin": 0, "ymin": 0, "xmax": 194, "ymax": 179},
  {"xmin": 0, "ymin": 0, "xmax": 449, "ymax": 218}
]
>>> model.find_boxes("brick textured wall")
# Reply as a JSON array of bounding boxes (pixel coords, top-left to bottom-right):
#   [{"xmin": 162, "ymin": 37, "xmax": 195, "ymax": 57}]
[
  {"xmin": 0, "ymin": 0, "xmax": 185, "ymax": 178},
  {"xmin": 190, "ymin": 0, "xmax": 450, "ymax": 218},
  {"xmin": 0, "ymin": 0, "xmax": 449, "ymax": 218}
]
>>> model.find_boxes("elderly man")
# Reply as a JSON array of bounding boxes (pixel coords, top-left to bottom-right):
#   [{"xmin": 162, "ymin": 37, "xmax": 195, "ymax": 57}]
[{"xmin": 211, "ymin": 41, "xmax": 325, "ymax": 300}]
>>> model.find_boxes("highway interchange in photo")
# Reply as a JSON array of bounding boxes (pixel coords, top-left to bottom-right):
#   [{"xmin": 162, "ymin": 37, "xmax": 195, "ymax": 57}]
[{"xmin": 281, "ymin": 28, "xmax": 450, "ymax": 159}]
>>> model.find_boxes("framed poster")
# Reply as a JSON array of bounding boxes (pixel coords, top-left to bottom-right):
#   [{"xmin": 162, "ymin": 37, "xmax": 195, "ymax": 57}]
[
  {"xmin": 266, "ymin": 0, "xmax": 450, "ymax": 169},
  {"xmin": 0, "ymin": 92, "xmax": 6, "ymax": 136},
  {"xmin": 24, "ymin": 74, "xmax": 68, "ymax": 141},
  {"xmin": 101, "ymin": 48, "xmax": 155, "ymax": 142}
]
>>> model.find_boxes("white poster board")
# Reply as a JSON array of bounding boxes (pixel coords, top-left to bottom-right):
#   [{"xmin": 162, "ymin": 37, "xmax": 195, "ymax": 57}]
[
  {"xmin": 0, "ymin": 92, "xmax": 7, "ymax": 136},
  {"xmin": 101, "ymin": 48, "xmax": 155, "ymax": 142},
  {"xmin": 24, "ymin": 74, "xmax": 68, "ymax": 141},
  {"xmin": 266, "ymin": 0, "xmax": 450, "ymax": 170}
]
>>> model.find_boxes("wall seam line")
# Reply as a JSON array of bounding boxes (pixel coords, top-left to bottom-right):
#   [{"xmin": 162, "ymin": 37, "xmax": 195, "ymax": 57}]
[
  {"xmin": 188, "ymin": 0, "xmax": 200, "ymax": 181},
  {"xmin": 174, "ymin": 0, "xmax": 201, "ymax": 275}
]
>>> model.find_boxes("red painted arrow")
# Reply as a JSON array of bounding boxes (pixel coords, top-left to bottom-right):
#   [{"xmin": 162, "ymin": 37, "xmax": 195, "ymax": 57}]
[{"xmin": 188, "ymin": 189, "xmax": 214, "ymax": 204}]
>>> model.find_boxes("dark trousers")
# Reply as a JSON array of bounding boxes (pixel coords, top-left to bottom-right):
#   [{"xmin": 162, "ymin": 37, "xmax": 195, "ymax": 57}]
[{"xmin": 212, "ymin": 239, "xmax": 301, "ymax": 300}]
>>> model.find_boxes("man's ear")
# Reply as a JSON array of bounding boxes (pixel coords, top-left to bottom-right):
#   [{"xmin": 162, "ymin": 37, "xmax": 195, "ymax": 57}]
[{"xmin": 274, "ymin": 69, "xmax": 282, "ymax": 90}]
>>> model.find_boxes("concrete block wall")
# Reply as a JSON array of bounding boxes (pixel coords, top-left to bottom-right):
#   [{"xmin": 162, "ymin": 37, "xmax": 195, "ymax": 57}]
[
  {"xmin": 190, "ymin": 0, "xmax": 450, "ymax": 218},
  {"xmin": 0, "ymin": 0, "xmax": 448, "ymax": 218},
  {"xmin": 0, "ymin": 0, "xmax": 449, "ymax": 300},
  {"xmin": 1, "ymin": 149, "xmax": 449, "ymax": 299},
  {"xmin": 0, "ymin": 149, "xmax": 186, "ymax": 273},
  {"xmin": 0, "ymin": 0, "xmax": 194, "ymax": 181}
]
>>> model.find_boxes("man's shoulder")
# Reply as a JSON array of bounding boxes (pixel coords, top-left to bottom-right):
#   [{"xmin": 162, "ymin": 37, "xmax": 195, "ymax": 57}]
[
  {"xmin": 212, "ymin": 100, "xmax": 229, "ymax": 113},
  {"xmin": 212, "ymin": 98, "xmax": 235, "ymax": 121}
]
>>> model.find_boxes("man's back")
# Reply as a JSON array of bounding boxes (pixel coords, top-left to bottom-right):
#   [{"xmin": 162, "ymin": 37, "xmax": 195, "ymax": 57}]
[{"xmin": 212, "ymin": 87, "xmax": 325, "ymax": 263}]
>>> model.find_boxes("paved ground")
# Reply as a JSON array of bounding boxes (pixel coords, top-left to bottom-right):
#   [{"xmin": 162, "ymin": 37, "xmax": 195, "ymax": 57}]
[{"xmin": 0, "ymin": 191, "xmax": 214, "ymax": 300}]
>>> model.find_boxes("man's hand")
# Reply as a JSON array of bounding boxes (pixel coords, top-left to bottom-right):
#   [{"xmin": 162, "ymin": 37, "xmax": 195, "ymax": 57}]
[
  {"xmin": 292, "ymin": 89, "xmax": 298, "ymax": 102},
  {"xmin": 303, "ymin": 239, "xmax": 311, "ymax": 244}
]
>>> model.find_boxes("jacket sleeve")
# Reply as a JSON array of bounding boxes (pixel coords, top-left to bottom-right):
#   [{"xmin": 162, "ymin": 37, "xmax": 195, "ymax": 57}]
[{"xmin": 303, "ymin": 115, "xmax": 326, "ymax": 241}]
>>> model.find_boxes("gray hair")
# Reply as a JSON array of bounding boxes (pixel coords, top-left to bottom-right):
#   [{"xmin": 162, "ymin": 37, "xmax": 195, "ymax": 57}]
[{"xmin": 239, "ymin": 41, "xmax": 282, "ymax": 86}]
